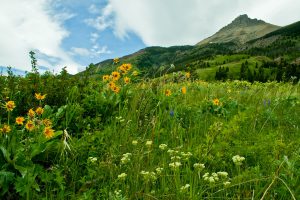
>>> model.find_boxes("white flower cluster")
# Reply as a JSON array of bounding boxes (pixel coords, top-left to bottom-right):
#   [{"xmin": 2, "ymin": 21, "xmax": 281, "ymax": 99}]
[
  {"xmin": 217, "ymin": 171, "xmax": 228, "ymax": 178},
  {"xmin": 169, "ymin": 162, "xmax": 182, "ymax": 170},
  {"xmin": 132, "ymin": 140, "xmax": 138, "ymax": 145},
  {"xmin": 180, "ymin": 184, "xmax": 190, "ymax": 193},
  {"xmin": 203, "ymin": 171, "xmax": 231, "ymax": 186},
  {"xmin": 116, "ymin": 116, "xmax": 125, "ymax": 123},
  {"xmin": 171, "ymin": 156, "xmax": 181, "ymax": 161},
  {"xmin": 159, "ymin": 144, "xmax": 168, "ymax": 150},
  {"xmin": 193, "ymin": 163, "xmax": 205, "ymax": 171},
  {"xmin": 145, "ymin": 140, "xmax": 153, "ymax": 148},
  {"xmin": 203, "ymin": 172, "xmax": 219, "ymax": 183},
  {"xmin": 140, "ymin": 171, "xmax": 157, "ymax": 182},
  {"xmin": 181, "ymin": 152, "xmax": 193, "ymax": 161},
  {"xmin": 121, "ymin": 153, "xmax": 132, "ymax": 164},
  {"xmin": 167, "ymin": 149, "xmax": 179, "ymax": 156},
  {"xmin": 232, "ymin": 155, "xmax": 245, "ymax": 166},
  {"xmin": 117, "ymin": 173, "xmax": 127, "ymax": 181},
  {"xmin": 155, "ymin": 167, "xmax": 164, "ymax": 175},
  {"xmin": 88, "ymin": 157, "xmax": 98, "ymax": 163}
]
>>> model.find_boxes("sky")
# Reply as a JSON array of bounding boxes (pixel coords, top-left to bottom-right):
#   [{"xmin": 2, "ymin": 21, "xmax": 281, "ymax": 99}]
[{"xmin": 0, "ymin": 0, "xmax": 300, "ymax": 74}]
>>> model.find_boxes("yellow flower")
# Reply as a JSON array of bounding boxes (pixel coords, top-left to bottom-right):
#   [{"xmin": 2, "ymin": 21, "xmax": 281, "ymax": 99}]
[
  {"xmin": 185, "ymin": 72, "xmax": 191, "ymax": 79},
  {"xmin": 16, "ymin": 117, "xmax": 25, "ymax": 125},
  {"xmin": 118, "ymin": 65, "xmax": 127, "ymax": 73},
  {"xmin": 36, "ymin": 107, "xmax": 44, "ymax": 115},
  {"xmin": 111, "ymin": 85, "xmax": 120, "ymax": 93},
  {"xmin": 44, "ymin": 127, "xmax": 55, "ymax": 139},
  {"xmin": 165, "ymin": 89, "xmax": 172, "ymax": 97},
  {"xmin": 123, "ymin": 64, "xmax": 132, "ymax": 71},
  {"xmin": 43, "ymin": 119, "xmax": 52, "ymax": 127},
  {"xmin": 213, "ymin": 98, "xmax": 220, "ymax": 106},
  {"xmin": 5, "ymin": 101, "xmax": 16, "ymax": 111},
  {"xmin": 124, "ymin": 77, "xmax": 130, "ymax": 84},
  {"xmin": 103, "ymin": 75, "xmax": 110, "ymax": 82},
  {"xmin": 111, "ymin": 71, "xmax": 121, "ymax": 81},
  {"xmin": 108, "ymin": 81, "xmax": 116, "ymax": 89},
  {"xmin": 1, "ymin": 124, "xmax": 11, "ymax": 134},
  {"xmin": 35, "ymin": 93, "xmax": 46, "ymax": 100},
  {"xmin": 28, "ymin": 109, "xmax": 35, "ymax": 118},
  {"xmin": 181, "ymin": 87, "xmax": 187, "ymax": 94},
  {"xmin": 132, "ymin": 70, "xmax": 139, "ymax": 76},
  {"xmin": 25, "ymin": 120, "xmax": 35, "ymax": 131},
  {"xmin": 113, "ymin": 57, "xmax": 119, "ymax": 64}
]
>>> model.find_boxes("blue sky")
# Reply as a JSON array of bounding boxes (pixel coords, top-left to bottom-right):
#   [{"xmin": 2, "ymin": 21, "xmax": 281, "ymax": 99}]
[
  {"xmin": 1, "ymin": 0, "xmax": 300, "ymax": 74},
  {"xmin": 53, "ymin": 0, "xmax": 145, "ymax": 68}
]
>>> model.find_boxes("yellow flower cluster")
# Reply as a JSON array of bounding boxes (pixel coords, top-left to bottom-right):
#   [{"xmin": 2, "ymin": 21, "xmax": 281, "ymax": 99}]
[
  {"xmin": 1, "ymin": 94, "xmax": 55, "ymax": 139},
  {"xmin": 102, "ymin": 63, "xmax": 135, "ymax": 93}
]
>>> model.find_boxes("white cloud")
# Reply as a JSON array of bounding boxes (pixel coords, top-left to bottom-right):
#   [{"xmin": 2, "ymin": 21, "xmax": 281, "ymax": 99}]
[
  {"xmin": 96, "ymin": 0, "xmax": 300, "ymax": 46},
  {"xmin": 88, "ymin": 4, "xmax": 101, "ymax": 14},
  {"xmin": 70, "ymin": 45, "xmax": 111, "ymax": 58},
  {"xmin": 0, "ymin": 0, "xmax": 82, "ymax": 74},
  {"xmin": 84, "ymin": 4, "xmax": 113, "ymax": 31},
  {"xmin": 90, "ymin": 33, "xmax": 100, "ymax": 43}
]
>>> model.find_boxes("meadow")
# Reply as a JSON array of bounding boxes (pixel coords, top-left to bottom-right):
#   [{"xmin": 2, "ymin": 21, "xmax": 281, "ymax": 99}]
[{"xmin": 0, "ymin": 61, "xmax": 300, "ymax": 199}]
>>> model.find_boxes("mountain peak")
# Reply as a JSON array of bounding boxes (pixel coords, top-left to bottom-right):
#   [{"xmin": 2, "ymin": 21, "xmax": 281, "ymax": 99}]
[
  {"xmin": 197, "ymin": 14, "xmax": 280, "ymax": 45},
  {"xmin": 222, "ymin": 14, "xmax": 265, "ymax": 31}
]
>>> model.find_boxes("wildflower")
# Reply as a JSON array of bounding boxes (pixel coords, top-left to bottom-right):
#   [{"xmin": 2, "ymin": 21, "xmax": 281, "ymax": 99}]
[
  {"xmin": 36, "ymin": 107, "xmax": 44, "ymax": 115},
  {"xmin": 103, "ymin": 75, "xmax": 110, "ymax": 82},
  {"xmin": 113, "ymin": 57, "xmax": 120, "ymax": 64},
  {"xmin": 167, "ymin": 149, "xmax": 179, "ymax": 156},
  {"xmin": 111, "ymin": 85, "xmax": 120, "ymax": 93},
  {"xmin": 43, "ymin": 119, "xmax": 52, "ymax": 127},
  {"xmin": 35, "ymin": 93, "xmax": 46, "ymax": 100},
  {"xmin": 140, "ymin": 171, "xmax": 157, "ymax": 182},
  {"xmin": 124, "ymin": 77, "xmax": 130, "ymax": 84},
  {"xmin": 1, "ymin": 124, "xmax": 11, "ymax": 134},
  {"xmin": 132, "ymin": 70, "xmax": 139, "ymax": 76},
  {"xmin": 203, "ymin": 172, "xmax": 219, "ymax": 183},
  {"xmin": 217, "ymin": 171, "xmax": 228, "ymax": 178},
  {"xmin": 28, "ymin": 109, "xmax": 35, "ymax": 118},
  {"xmin": 194, "ymin": 163, "xmax": 205, "ymax": 171},
  {"xmin": 145, "ymin": 140, "xmax": 153, "ymax": 148},
  {"xmin": 111, "ymin": 71, "xmax": 121, "ymax": 81},
  {"xmin": 123, "ymin": 64, "xmax": 132, "ymax": 71},
  {"xmin": 159, "ymin": 144, "xmax": 168, "ymax": 150},
  {"xmin": 185, "ymin": 72, "xmax": 191, "ymax": 78},
  {"xmin": 25, "ymin": 120, "xmax": 35, "ymax": 131},
  {"xmin": 121, "ymin": 153, "xmax": 132, "ymax": 164},
  {"xmin": 117, "ymin": 173, "xmax": 127, "ymax": 181},
  {"xmin": 169, "ymin": 162, "xmax": 182, "ymax": 170},
  {"xmin": 232, "ymin": 155, "xmax": 245, "ymax": 166},
  {"xmin": 132, "ymin": 140, "xmax": 138, "ymax": 145},
  {"xmin": 108, "ymin": 81, "xmax": 116, "ymax": 88},
  {"xmin": 169, "ymin": 110, "xmax": 174, "ymax": 117},
  {"xmin": 181, "ymin": 152, "xmax": 192, "ymax": 160},
  {"xmin": 213, "ymin": 98, "xmax": 220, "ymax": 106},
  {"xmin": 5, "ymin": 101, "xmax": 15, "ymax": 111},
  {"xmin": 15, "ymin": 117, "xmax": 25, "ymax": 125},
  {"xmin": 165, "ymin": 89, "xmax": 171, "ymax": 96},
  {"xmin": 44, "ymin": 127, "xmax": 55, "ymax": 139},
  {"xmin": 180, "ymin": 184, "xmax": 190, "ymax": 193},
  {"xmin": 88, "ymin": 157, "xmax": 98, "ymax": 163},
  {"xmin": 171, "ymin": 156, "xmax": 181, "ymax": 161},
  {"xmin": 155, "ymin": 167, "xmax": 163, "ymax": 175},
  {"xmin": 181, "ymin": 87, "xmax": 187, "ymax": 94},
  {"xmin": 223, "ymin": 181, "xmax": 231, "ymax": 187}
]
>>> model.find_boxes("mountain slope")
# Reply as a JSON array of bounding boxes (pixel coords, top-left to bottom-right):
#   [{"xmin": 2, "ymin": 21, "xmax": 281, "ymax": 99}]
[{"xmin": 197, "ymin": 14, "xmax": 280, "ymax": 45}]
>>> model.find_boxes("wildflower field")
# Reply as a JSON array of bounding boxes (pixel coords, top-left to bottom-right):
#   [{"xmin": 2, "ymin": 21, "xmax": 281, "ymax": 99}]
[{"xmin": 0, "ymin": 61, "xmax": 300, "ymax": 200}]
